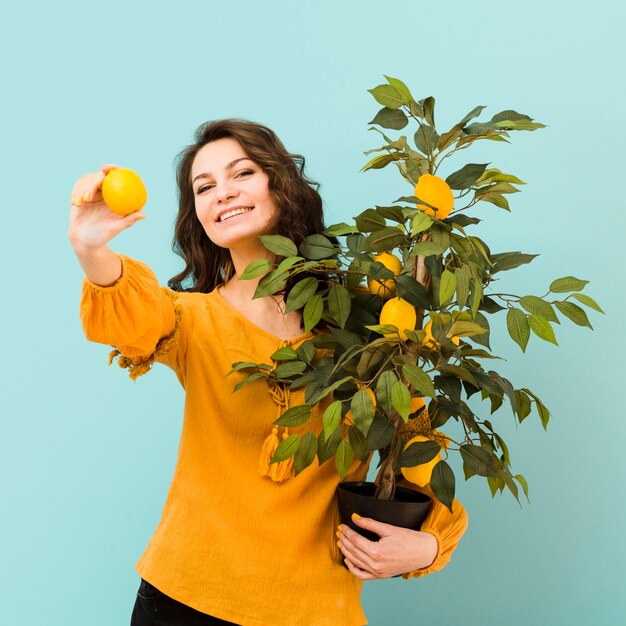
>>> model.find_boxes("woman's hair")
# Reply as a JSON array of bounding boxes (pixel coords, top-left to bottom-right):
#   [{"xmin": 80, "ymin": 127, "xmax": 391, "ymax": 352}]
[{"xmin": 168, "ymin": 119, "xmax": 340, "ymax": 307}]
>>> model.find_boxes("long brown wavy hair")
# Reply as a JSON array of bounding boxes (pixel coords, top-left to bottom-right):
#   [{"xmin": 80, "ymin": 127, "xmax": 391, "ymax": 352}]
[{"xmin": 168, "ymin": 119, "xmax": 341, "ymax": 314}]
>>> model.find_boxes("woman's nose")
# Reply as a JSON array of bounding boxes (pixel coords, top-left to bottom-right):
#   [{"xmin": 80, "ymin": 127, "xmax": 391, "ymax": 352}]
[{"xmin": 215, "ymin": 181, "xmax": 238, "ymax": 204}]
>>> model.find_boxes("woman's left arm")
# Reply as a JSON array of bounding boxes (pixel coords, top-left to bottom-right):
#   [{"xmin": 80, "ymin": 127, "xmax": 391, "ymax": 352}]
[{"xmin": 337, "ymin": 482, "xmax": 468, "ymax": 580}]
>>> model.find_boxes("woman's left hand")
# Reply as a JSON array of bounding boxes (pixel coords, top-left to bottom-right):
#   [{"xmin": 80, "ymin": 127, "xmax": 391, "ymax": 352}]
[{"xmin": 337, "ymin": 514, "xmax": 438, "ymax": 579}]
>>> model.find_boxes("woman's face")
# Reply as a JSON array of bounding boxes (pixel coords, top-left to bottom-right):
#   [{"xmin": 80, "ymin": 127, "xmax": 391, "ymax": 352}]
[{"xmin": 191, "ymin": 137, "xmax": 279, "ymax": 250}]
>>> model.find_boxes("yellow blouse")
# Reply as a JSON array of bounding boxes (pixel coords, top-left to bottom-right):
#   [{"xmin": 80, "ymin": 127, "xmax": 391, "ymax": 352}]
[{"xmin": 80, "ymin": 254, "xmax": 468, "ymax": 626}]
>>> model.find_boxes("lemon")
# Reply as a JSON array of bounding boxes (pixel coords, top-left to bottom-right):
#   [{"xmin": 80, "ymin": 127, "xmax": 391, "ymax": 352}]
[
  {"xmin": 380, "ymin": 297, "xmax": 417, "ymax": 341},
  {"xmin": 414, "ymin": 173, "xmax": 454, "ymax": 219},
  {"xmin": 367, "ymin": 252, "xmax": 402, "ymax": 299},
  {"xmin": 102, "ymin": 168, "xmax": 147, "ymax": 216},
  {"xmin": 422, "ymin": 320, "xmax": 460, "ymax": 347}
]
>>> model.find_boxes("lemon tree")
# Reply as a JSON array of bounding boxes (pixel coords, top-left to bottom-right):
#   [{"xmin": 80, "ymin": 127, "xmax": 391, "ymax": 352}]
[{"xmin": 228, "ymin": 76, "xmax": 603, "ymax": 510}]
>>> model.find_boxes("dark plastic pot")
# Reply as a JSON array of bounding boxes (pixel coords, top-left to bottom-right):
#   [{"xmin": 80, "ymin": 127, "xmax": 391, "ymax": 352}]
[{"xmin": 337, "ymin": 481, "xmax": 432, "ymax": 542}]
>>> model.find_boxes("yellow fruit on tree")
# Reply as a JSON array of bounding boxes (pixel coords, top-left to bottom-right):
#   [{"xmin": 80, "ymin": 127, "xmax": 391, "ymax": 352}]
[
  {"xmin": 367, "ymin": 252, "xmax": 403, "ymax": 299},
  {"xmin": 102, "ymin": 168, "xmax": 147, "ymax": 216},
  {"xmin": 414, "ymin": 173, "xmax": 454, "ymax": 219},
  {"xmin": 380, "ymin": 297, "xmax": 417, "ymax": 341},
  {"xmin": 400, "ymin": 434, "xmax": 448, "ymax": 487},
  {"xmin": 422, "ymin": 320, "xmax": 460, "ymax": 347}
]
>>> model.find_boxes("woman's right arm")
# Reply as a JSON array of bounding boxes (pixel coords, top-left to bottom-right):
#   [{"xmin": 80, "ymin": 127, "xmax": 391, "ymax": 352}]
[
  {"xmin": 68, "ymin": 163, "xmax": 144, "ymax": 286},
  {"xmin": 69, "ymin": 165, "xmax": 182, "ymax": 378}
]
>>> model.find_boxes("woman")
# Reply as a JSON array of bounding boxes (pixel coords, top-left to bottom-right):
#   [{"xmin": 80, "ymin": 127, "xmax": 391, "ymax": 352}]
[{"xmin": 68, "ymin": 119, "xmax": 468, "ymax": 626}]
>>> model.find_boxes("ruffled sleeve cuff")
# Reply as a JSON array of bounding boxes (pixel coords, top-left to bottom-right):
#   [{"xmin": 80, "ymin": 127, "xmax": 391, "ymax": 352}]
[
  {"xmin": 400, "ymin": 483, "xmax": 468, "ymax": 579},
  {"xmin": 80, "ymin": 254, "xmax": 181, "ymax": 379}
]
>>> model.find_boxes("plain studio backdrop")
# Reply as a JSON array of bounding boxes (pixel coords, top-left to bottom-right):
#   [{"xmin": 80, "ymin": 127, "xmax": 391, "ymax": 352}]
[{"xmin": 1, "ymin": 1, "xmax": 624, "ymax": 624}]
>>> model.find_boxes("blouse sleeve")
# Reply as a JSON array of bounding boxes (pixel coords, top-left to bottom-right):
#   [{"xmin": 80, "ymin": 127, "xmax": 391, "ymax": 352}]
[
  {"xmin": 79, "ymin": 253, "xmax": 183, "ymax": 380},
  {"xmin": 396, "ymin": 477, "xmax": 468, "ymax": 579}
]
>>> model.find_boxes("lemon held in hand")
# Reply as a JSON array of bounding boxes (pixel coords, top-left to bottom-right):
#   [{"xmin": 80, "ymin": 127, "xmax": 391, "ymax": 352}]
[{"xmin": 102, "ymin": 168, "xmax": 147, "ymax": 216}]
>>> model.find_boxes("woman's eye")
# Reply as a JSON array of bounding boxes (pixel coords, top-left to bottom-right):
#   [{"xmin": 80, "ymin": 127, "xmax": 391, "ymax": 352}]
[{"xmin": 196, "ymin": 170, "xmax": 253, "ymax": 194}]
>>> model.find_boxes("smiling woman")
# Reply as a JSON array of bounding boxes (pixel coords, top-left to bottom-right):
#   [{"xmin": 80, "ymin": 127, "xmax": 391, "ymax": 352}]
[{"xmin": 68, "ymin": 118, "xmax": 467, "ymax": 626}]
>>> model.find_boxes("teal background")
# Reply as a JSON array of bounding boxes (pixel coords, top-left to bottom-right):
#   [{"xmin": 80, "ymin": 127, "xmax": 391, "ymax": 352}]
[{"xmin": 1, "ymin": 0, "xmax": 624, "ymax": 624}]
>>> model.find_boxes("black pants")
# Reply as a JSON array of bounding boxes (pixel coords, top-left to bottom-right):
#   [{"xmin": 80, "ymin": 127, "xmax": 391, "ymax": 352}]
[{"xmin": 130, "ymin": 578, "xmax": 239, "ymax": 626}]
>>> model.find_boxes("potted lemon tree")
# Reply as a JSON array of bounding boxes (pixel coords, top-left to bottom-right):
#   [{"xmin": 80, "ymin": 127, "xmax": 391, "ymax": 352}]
[{"xmin": 227, "ymin": 76, "xmax": 603, "ymax": 527}]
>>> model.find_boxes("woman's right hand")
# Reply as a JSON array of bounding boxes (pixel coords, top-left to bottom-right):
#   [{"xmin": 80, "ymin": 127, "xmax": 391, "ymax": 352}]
[{"xmin": 68, "ymin": 164, "xmax": 145, "ymax": 252}]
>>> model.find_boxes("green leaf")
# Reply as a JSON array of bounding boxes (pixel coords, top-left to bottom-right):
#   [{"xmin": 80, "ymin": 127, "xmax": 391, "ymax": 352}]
[
  {"xmin": 255, "ymin": 269, "xmax": 288, "ymax": 298},
  {"xmin": 376, "ymin": 205, "xmax": 406, "ymax": 223},
  {"xmin": 395, "ymin": 275, "xmax": 431, "ymax": 309},
  {"xmin": 467, "ymin": 311, "xmax": 490, "ymax": 349},
  {"xmin": 491, "ymin": 252, "xmax": 539, "ymax": 274},
  {"xmin": 515, "ymin": 474, "xmax": 531, "ymax": 503},
  {"xmin": 360, "ymin": 153, "xmax": 397, "ymax": 172},
  {"xmin": 376, "ymin": 370, "xmax": 399, "ymax": 416},
  {"xmin": 348, "ymin": 424, "xmax": 370, "ymax": 462},
  {"xmin": 397, "ymin": 440, "xmax": 440, "ymax": 468},
  {"xmin": 303, "ymin": 294, "xmax": 324, "ymax": 332},
  {"xmin": 270, "ymin": 434, "xmax": 300, "ymax": 463},
  {"xmin": 322, "ymin": 401, "xmax": 343, "ymax": 439},
  {"xmin": 323, "ymin": 222, "xmax": 360, "ymax": 236},
  {"xmin": 402, "ymin": 364, "xmax": 436, "ymax": 398},
  {"xmin": 365, "ymin": 227, "xmax": 406, "ymax": 253},
  {"xmin": 232, "ymin": 372, "xmax": 267, "ymax": 392},
  {"xmin": 294, "ymin": 432, "xmax": 318, "ymax": 475},
  {"xmin": 528, "ymin": 314, "xmax": 558, "ymax": 345},
  {"xmin": 430, "ymin": 460, "xmax": 455, "ymax": 512},
  {"xmin": 368, "ymin": 84, "xmax": 404, "ymax": 109},
  {"xmin": 391, "ymin": 381, "xmax": 412, "ymax": 421},
  {"xmin": 272, "ymin": 361, "xmax": 307, "ymax": 378},
  {"xmin": 296, "ymin": 340, "xmax": 316, "ymax": 364},
  {"xmin": 439, "ymin": 269, "xmax": 456, "ymax": 306},
  {"xmin": 448, "ymin": 320, "xmax": 488, "ymax": 338},
  {"xmin": 519, "ymin": 295, "xmax": 558, "ymax": 323},
  {"xmin": 227, "ymin": 361, "xmax": 271, "ymax": 376},
  {"xmin": 285, "ymin": 277, "xmax": 319, "ymax": 313},
  {"xmin": 445, "ymin": 163, "xmax": 489, "ymax": 190},
  {"xmin": 335, "ymin": 440, "xmax": 354, "ymax": 480},
  {"xmin": 273, "ymin": 404, "xmax": 313, "ymax": 428},
  {"xmin": 515, "ymin": 390, "xmax": 532, "ymax": 422},
  {"xmin": 555, "ymin": 301, "xmax": 593, "ymax": 328},
  {"xmin": 506, "ymin": 308, "xmax": 530, "ymax": 352},
  {"xmin": 369, "ymin": 106, "xmax": 409, "ymax": 130},
  {"xmin": 549, "ymin": 276, "xmax": 589, "ymax": 293},
  {"xmin": 478, "ymin": 192, "xmax": 510, "ymax": 210},
  {"xmin": 383, "ymin": 75, "xmax": 413, "ymax": 103},
  {"xmin": 351, "ymin": 390, "xmax": 375, "ymax": 436},
  {"xmin": 571, "ymin": 293, "xmax": 604, "ymax": 313},
  {"xmin": 355, "ymin": 208, "xmax": 387, "ymax": 232},
  {"xmin": 258, "ymin": 234, "xmax": 298, "ymax": 257},
  {"xmin": 239, "ymin": 258, "xmax": 272, "ymax": 280},
  {"xmin": 317, "ymin": 425, "xmax": 342, "ymax": 464},
  {"xmin": 299, "ymin": 234, "xmax": 337, "ymax": 260},
  {"xmin": 270, "ymin": 346, "xmax": 298, "ymax": 361},
  {"xmin": 411, "ymin": 212, "xmax": 434, "ymax": 236},
  {"xmin": 422, "ymin": 96, "xmax": 436, "ymax": 127},
  {"xmin": 328, "ymin": 284, "xmax": 352, "ymax": 328},
  {"xmin": 366, "ymin": 413, "xmax": 395, "ymax": 451},
  {"xmin": 460, "ymin": 443, "xmax": 500, "ymax": 477},
  {"xmin": 455, "ymin": 266, "xmax": 470, "ymax": 309},
  {"xmin": 414, "ymin": 124, "xmax": 439, "ymax": 156},
  {"xmin": 459, "ymin": 105, "xmax": 487, "ymax": 127},
  {"xmin": 408, "ymin": 241, "xmax": 446, "ymax": 257}
]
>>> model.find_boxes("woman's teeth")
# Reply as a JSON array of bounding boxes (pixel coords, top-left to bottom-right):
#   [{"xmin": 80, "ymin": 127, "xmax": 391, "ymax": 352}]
[{"xmin": 219, "ymin": 207, "xmax": 253, "ymax": 222}]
